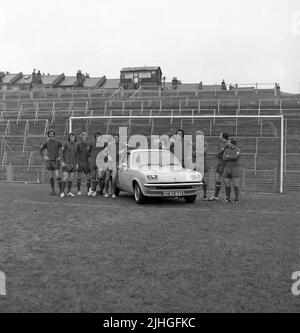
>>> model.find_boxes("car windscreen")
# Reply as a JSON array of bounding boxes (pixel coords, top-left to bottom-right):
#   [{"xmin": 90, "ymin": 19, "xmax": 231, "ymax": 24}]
[{"xmin": 131, "ymin": 151, "xmax": 182, "ymax": 168}]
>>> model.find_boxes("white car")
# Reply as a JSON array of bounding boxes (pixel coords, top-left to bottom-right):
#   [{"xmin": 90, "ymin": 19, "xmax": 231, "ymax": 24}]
[{"xmin": 116, "ymin": 149, "xmax": 202, "ymax": 204}]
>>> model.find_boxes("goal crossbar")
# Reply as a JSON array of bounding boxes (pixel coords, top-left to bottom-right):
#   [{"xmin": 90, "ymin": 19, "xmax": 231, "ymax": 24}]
[{"xmin": 69, "ymin": 115, "xmax": 284, "ymax": 193}]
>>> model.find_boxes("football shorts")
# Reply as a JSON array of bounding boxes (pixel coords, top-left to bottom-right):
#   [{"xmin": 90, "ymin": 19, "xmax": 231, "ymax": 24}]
[
  {"xmin": 62, "ymin": 164, "xmax": 77, "ymax": 173},
  {"xmin": 223, "ymin": 166, "xmax": 239, "ymax": 179},
  {"xmin": 77, "ymin": 161, "xmax": 90, "ymax": 174},
  {"xmin": 216, "ymin": 164, "xmax": 225, "ymax": 175},
  {"xmin": 46, "ymin": 160, "xmax": 60, "ymax": 171}
]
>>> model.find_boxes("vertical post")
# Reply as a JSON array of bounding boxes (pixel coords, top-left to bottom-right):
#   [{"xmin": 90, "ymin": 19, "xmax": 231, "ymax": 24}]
[
  {"xmin": 41, "ymin": 165, "xmax": 45, "ymax": 183},
  {"xmin": 255, "ymin": 137, "xmax": 258, "ymax": 175},
  {"xmin": 217, "ymin": 100, "xmax": 220, "ymax": 115},
  {"xmin": 7, "ymin": 163, "xmax": 13, "ymax": 182},
  {"xmin": 273, "ymin": 168, "xmax": 278, "ymax": 191},
  {"xmin": 69, "ymin": 117, "xmax": 72, "ymax": 133},
  {"xmin": 280, "ymin": 115, "xmax": 284, "ymax": 193},
  {"xmin": 209, "ymin": 166, "xmax": 215, "ymax": 190},
  {"xmin": 149, "ymin": 118, "xmax": 153, "ymax": 136},
  {"xmin": 284, "ymin": 118, "xmax": 287, "ymax": 174},
  {"xmin": 280, "ymin": 99, "xmax": 282, "ymax": 114},
  {"xmin": 198, "ymin": 100, "xmax": 200, "ymax": 114},
  {"xmin": 241, "ymin": 167, "xmax": 246, "ymax": 190},
  {"xmin": 185, "ymin": 97, "xmax": 188, "ymax": 107}
]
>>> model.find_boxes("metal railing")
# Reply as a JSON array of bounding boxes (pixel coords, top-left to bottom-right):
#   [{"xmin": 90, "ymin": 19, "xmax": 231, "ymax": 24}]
[
  {"xmin": 16, "ymin": 104, "xmax": 23, "ymax": 124},
  {"xmin": 44, "ymin": 119, "xmax": 49, "ymax": 135},
  {"xmin": 28, "ymin": 151, "xmax": 34, "ymax": 171},
  {"xmin": 24, "ymin": 120, "xmax": 30, "ymax": 136},
  {"xmin": 4, "ymin": 120, "xmax": 10, "ymax": 135},
  {"xmin": 1, "ymin": 151, "xmax": 7, "ymax": 170},
  {"xmin": 0, "ymin": 137, "xmax": 13, "ymax": 154},
  {"xmin": 22, "ymin": 136, "xmax": 27, "ymax": 153}
]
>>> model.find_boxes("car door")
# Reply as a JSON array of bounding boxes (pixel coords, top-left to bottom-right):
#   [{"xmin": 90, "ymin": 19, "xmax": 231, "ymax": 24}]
[{"xmin": 118, "ymin": 151, "xmax": 132, "ymax": 193}]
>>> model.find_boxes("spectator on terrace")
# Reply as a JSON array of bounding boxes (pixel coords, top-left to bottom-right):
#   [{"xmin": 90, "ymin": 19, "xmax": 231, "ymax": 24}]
[
  {"xmin": 76, "ymin": 70, "xmax": 83, "ymax": 81},
  {"xmin": 199, "ymin": 81, "xmax": 203, "ymax": 90},
  {"xmin": 221, "ymin": 79, "xmax": 227, "ymax": 90},
  {"xmin": 75, "ymin": 70, "xmax": 84, "ymax": 87},
  {"xmin": 32, "ymin": 69, "xmax": 37, "ymax": 83},
  {"xmin": 36, "ymin": 70, "xmax": 42, "ymax": 84}
]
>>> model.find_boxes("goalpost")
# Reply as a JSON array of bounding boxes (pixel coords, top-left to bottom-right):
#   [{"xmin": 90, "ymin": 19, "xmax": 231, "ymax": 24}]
[{"xmin": 69, "ymin": 115, "xmax": 284, "ymax": 193}]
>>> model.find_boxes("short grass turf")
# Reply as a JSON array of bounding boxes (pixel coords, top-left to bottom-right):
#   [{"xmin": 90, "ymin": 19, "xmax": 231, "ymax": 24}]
[{"xmin": 0, "ymin": 182, "xmax": 299, "ymax": 312}]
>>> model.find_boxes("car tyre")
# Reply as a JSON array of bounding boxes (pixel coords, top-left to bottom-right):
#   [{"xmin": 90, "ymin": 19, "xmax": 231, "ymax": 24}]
[
  {"xmin": 184, "ymin": 195, "xmax": 197, "ymax": 203},
  {"xmin": 134, "ymin": 183, "xmax": 145, "ymax": 204}
]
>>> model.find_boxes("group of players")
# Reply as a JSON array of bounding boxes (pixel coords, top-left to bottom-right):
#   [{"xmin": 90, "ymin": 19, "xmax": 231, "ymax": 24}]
[{"xmin": 40, "ymin": 129, "xmax": 241, "ymax": 203}]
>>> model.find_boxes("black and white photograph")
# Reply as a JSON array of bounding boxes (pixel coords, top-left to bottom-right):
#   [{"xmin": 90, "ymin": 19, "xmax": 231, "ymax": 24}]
[{"xmin": 0, "ymin": 0, "xmax": 299, "ymax": 320}]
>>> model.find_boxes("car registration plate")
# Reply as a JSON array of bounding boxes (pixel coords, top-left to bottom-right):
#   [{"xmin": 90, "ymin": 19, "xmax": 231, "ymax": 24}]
[{"xmin": 163, "ymin": 191, "xmax": 185, "ymax": 197}]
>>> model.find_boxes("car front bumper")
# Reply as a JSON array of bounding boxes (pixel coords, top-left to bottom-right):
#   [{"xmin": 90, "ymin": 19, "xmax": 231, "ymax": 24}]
[{"xmin": 141, "ymin": 182, "xmax": 203, "ymax": 197}]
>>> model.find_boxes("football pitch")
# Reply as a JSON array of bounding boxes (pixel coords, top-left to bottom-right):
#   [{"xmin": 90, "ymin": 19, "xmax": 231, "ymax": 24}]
[{"xmin": 0, "ymin": 182, "xmax": 299, "ymax": 312}]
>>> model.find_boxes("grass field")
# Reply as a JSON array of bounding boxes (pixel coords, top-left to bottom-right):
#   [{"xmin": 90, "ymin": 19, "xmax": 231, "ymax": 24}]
[{"xmin": 0, "ymin": 182, "xmax": 299, "ymax": 313}]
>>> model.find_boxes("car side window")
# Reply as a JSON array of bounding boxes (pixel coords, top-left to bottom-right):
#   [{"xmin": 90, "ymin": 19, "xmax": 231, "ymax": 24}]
[{"xmin": 127, "ymin": 152, "xmax": 131, "ymax": 168}]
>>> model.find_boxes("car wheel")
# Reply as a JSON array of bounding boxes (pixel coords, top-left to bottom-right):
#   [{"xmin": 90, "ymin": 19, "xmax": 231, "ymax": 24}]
[
  {"xmin": 184, "ymin": 195, "xmax": 197, "ymax": 203},
  {"xmin": 134, "ymin": 183, "xmax": 145, "ymax": 204}
]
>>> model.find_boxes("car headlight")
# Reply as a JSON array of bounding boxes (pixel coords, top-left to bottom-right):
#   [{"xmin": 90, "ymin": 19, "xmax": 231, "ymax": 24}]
[
  {"xmin": 146, "ymin": 175, "xmax": 158, "ymax": 181},
  {"xmin": 190, "ymin": 173, "xmax": 201, "ymax": 180}
]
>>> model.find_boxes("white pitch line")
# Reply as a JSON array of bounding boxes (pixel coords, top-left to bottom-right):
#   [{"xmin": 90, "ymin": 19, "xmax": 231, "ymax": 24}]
[{"xmin": 13, "ymin": 199, "xmax": 299, "ymax": 215}]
